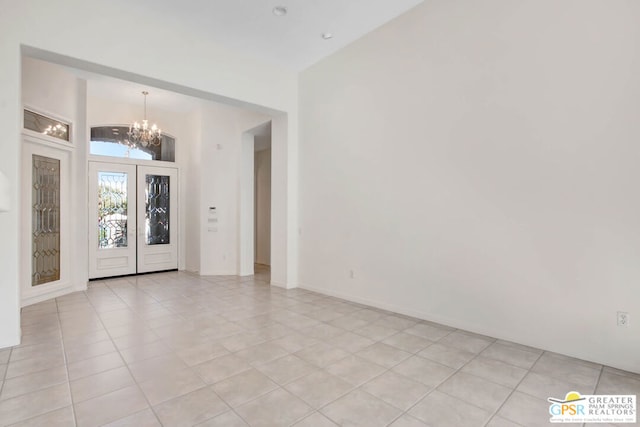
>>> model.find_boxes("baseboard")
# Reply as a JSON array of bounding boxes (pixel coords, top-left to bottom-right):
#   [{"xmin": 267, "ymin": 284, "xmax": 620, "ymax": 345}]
[
  {"xmin": 297, "ymin": 282, "xmax": 532, "ymax": 344},
  {"xmin": 21, "ymin": 284, "xmax": 77, "ymax": 308},
  {"xmin": 198, "ymin": 270, "xmax": 237, "ymax": 276},
  {"xmin": 270, "ymin": 280, "xmax": 296, "ymax": 289},
  {"xmin": 298, "ymin": 283, "xmax": 463, "ymax": 327},
  {"xmin": 296, "ymin": 283, "xmax": 640, "ymax": 373},
  {"xmin": 0, "ymin": 339, "xmax": 20, "ymax": 350}
]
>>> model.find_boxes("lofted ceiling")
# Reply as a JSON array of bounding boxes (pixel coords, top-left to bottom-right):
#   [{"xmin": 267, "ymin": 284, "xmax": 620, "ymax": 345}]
[
  {"xmin": 54, "ymin": 1, "xmax": 426, "ymax": 116},
  {"xmin": 120, "ymin": 0, "xmax": 424, "ymax": 71},
  {"xmin": 65, "ymin": 1, "xmax": 425, "ymax": 112}
]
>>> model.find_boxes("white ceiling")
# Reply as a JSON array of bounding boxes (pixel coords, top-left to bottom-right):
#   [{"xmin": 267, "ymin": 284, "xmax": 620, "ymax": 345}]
[
  {"xmin": 83, "ymin": 73, "xmax": 205, "ymax": 114},
  {"xmin": 61, "ymin": 1, "xmax": 425, "ymax": 114},
  {"xmin": 123, "ymin": 0, "xmax": 424, "ymax": 71}
]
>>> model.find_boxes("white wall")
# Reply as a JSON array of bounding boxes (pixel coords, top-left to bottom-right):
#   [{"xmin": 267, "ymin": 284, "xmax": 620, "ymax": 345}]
[
  {"xmin": 21, "ymin": 57, "xmax": 88, "ymax": 305},
  {"xmin": 22, "ymin": 58, "xmax": 81, "ymax": 123},
  {"xmin": 198, "ymin": 104, "xmax": 239, "ymax": 275},
  {"xmin": 238, "ymin": 132, "xmax": 256, "ymax": 276},
  {"xmin": 198, "ymin": 104, "xmax": 270, "ymax": 275},
  {"xmin": 0, "ymin": 0, "xmax": 299, "ymax": 347},
  {"xmin": 271, "ymin": 114, "xmax": 298, "ymax": 288},
  {"xmin": 299, "ymin": 0, "xmax": 640, "ymax": 373},
  {"xmin": 184, "ymin": 110, "xmax": 202, "ymax": 273},
  {"xmin": 255, "ymin": 147, "xmax": 272, "ymax": 265}
]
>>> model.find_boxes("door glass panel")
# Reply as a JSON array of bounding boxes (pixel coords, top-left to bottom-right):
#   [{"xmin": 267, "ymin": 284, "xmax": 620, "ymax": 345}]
[
  {"xmin": 145, "ymin": 175, "xmax": 170, "ymax": 245},
  {"xmin": 98, "ymin": 172, "xmax": 129, "ymax": 249},
  {"xmin": 32, "ymin": 155, "xmax": 61, "ymax": 286}
]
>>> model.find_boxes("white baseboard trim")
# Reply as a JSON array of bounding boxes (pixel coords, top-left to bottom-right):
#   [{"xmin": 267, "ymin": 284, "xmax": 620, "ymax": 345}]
[
  {"xmin": 199, "ymin": 271, "xmax": 237, "ymax": 276},
  {"xmin": 270, "ymin": 280, "xmax": 296, "ymax": 289},
  {"xmin": 298, "ymin": 283, "xmax": 464, "ymax": 328},
  {"xmin": 297, "ymin": 284, "xmax": 551, "ymax": 357},
  {"xmin": 0, "ymin": 339, "xmax": 20, "ymax": 350},
  {"xmin": 21, "ymin": 284, "xmax": 77, "ymax": 308},
  {"xmin": 297, "ymin": 283, "xmax": 640, "ymax": 374}
]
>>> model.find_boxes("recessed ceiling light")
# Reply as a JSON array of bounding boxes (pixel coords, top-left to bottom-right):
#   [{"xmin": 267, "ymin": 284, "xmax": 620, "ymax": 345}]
[
  {"xmin": 322, "ymin": 33, "xmax": 333, "ymax": 40},
  {"xmin": 272, "ymin": 6, "xmax": 287, "ymax": 16}
]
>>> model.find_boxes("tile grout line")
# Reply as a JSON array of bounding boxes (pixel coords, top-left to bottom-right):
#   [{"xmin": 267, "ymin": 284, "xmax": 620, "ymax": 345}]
[
  {"xmin": 220, "ymin": 314, "xmax": 480, "ymax": 425},
  {"xmin": 155, "ymin": 278, "xmax": 564, "ymax": 422},
  {"xmin": 53, "ymin": 296, "xmax": 81, "ymax": 427},
  {"xmin": 481, "ymin": 350, "xmax": 546, "ymax": 427},
  {"xmin": 252, "ymin": 307, "xmax": 372, "ymax": 427},
  {"xmin": 198, "ymin": 311, "xmax": 305, "ymax": 426},
  {"xmin": 593, "ymin": 364, "xmax": 604, "ymax": 394},
  {"xmin": 391, "ymin": 333, "xmax": 547, "ymax": 425},
  {"xmin": 83, "ymin": 281, "xmax": 166, "ymax": 426},
  {"xmin": 0, "ymin": 343, "xmax": 13, "ymax": 400},
  {"xmin": 3, "ymin": 299, "xmax": 81, "ymax": 426},
  {"xmin": 131, "ymin": 277, "xmax": 290, "ymax": 427},
  {"xmin": 585, "ymin": 361, "xmax": 606, "ymax": 427},
  {"xmin": 369, "ymin": 328, "xmax": 449, "ymax": 426},
  {"xmin": 382, "ymin": 331, "xmax": 493, "ymax": 426},
  {"xmin": 14, "ymin": 296, "xmax": 86, "ymax": 427},
  {"xmin": 294, "ymin": 327, "xmax": 460, "ymax": 426},
  {"xmin": 140, "ymin": 275, "xmax": 631, "ymax": 425},
  {"xmin": 100, "ymin": 276, "xmax": 219, "ymax": 423},
  {"xmin": 6, "ymin": 273, "xmax": 634, "ymax": 427},
  {"xmin": 188, "ymin": 298, "xmax": 373, "ymax": 426}
]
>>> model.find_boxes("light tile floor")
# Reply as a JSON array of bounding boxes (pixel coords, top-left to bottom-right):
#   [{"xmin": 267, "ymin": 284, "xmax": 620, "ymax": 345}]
[{"xmin": 0, "ymin": 268, "xmax": 638, "ymax": 426}]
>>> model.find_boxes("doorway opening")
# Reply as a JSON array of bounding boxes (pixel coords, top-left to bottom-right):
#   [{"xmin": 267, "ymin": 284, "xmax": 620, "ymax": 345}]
[
  {"xmin": 18, "ymin": 49, "xmax": 293, "ymax": 311},
  {"xmin": 254, "ymin": 126, "xmax": 272, "ymax": 278},
  {"xmin": 238, "ymin": 121, "xmax": 272, "ymax": 278}
]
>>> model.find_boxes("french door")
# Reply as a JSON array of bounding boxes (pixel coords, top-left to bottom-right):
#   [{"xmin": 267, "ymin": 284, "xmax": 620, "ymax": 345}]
[{"xmin": 89, "ymin": 162, "xmax": 178, "ymax": 279}]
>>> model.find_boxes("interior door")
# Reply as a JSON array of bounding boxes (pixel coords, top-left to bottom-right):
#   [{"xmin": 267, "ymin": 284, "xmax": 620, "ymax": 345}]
[
  {"xmin": 89, "ymin": 162, "xmax": 137, "ymax": 279},
  {"xmin": 137, "ymin": 166, "xmax": 178, "ymax": 273}
]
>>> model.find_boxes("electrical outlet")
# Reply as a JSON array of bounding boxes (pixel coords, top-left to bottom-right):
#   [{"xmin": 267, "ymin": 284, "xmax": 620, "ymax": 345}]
[{"xmin": 617, "ymin": 312, "xmax": 629, "ymax": 327}]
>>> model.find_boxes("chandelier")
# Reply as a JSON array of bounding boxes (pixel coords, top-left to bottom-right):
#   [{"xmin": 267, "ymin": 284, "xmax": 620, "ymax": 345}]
[
  {"xmin": 43, "ymin": 123, "xmax": 68, "ymax": 139},
  {"xmin": 125, "ymin": 91, "xmax": 162, "ymax": 148}
]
